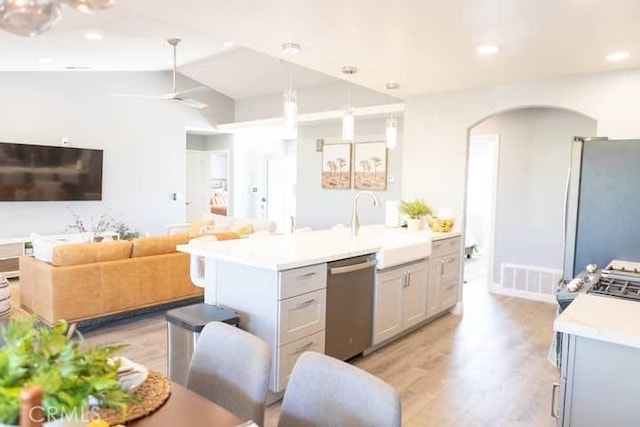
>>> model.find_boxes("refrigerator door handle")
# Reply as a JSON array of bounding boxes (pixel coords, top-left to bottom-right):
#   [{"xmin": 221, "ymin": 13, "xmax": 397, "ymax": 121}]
[{"xmin": 563, "ymin": 166, "xmax": 571, "ymax": 251}]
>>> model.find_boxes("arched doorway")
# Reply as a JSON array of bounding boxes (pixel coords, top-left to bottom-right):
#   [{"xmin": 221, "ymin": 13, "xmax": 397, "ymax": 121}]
[{"xmin": 463, "ymin": 106, "xmax": 598, "ymax": 302}]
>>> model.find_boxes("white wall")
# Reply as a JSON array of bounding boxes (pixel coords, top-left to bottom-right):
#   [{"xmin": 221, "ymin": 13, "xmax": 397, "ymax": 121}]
[
  {"xmin": 186, "ymin": 134, "xmax": 208, "ymax": 150},
  {"xmin": 471, "ymin": 108, "xmax": 596, "ymax": 279},
  {"xmin": 295, "ymin": 118, "xmax": 403, "ymax": 230},
  {"xmin": 0, "ymin": 72, "xmax": 233, "ymax": 238},
  {"xmin": 402, "ymin": 68, "xmax": 640, "ymax": 226},
  {"xmin": 234, "ymin": 81, "xmax": 401, "ymax": 122}
]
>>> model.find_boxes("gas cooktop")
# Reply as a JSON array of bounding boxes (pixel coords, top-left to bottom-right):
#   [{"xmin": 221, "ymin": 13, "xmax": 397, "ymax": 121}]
[{"xmin": 588, "ymin": 260, "xmax": 640, "ymax": 302}]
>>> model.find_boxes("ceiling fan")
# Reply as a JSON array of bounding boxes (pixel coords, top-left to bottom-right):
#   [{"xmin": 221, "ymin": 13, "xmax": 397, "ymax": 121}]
[{"xmin": 111, "ymin": 38, "xmax": 209, "ymax": 109}]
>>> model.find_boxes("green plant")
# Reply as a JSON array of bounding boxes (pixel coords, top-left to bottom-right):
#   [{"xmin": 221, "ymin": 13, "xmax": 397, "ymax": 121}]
[
  {"xmin": 64, "ymin": 209, "xmax": 141, "ymax": 241},
  {"xmin": 399, "ymin": 198, "xmax": 432, "ymax": 219},
  {"xmin": 112, "ymin": 222, "xmax": 142, "ymax": 241},
  {"xmin": 0, "ymin": 317, "xmax": 134, "ymax": 425}
]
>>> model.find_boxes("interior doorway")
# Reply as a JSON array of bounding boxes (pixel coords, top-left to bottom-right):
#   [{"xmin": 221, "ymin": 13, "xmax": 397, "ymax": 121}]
[
  {"xmin": 464, "ymin": 135, "xmax": 499, "ymax": 286},
  {"xmin": 464, "ymin": 107, "xmax": 597, "ymax": 301},
  {"xmin": 186, "ymin": 149, "xmax": 230, "ymax": 222}
]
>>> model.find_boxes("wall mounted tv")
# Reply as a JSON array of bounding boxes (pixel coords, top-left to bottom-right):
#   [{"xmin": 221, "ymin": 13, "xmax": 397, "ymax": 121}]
[{"xmin": 0, "ymin": 142, "xmax": 103, "ymax": 202}]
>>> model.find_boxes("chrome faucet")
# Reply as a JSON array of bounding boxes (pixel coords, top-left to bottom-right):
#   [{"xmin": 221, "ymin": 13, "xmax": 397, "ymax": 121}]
[{"xmin": 351, "ymin": 191, "xmax": 380, "ymax": 236}]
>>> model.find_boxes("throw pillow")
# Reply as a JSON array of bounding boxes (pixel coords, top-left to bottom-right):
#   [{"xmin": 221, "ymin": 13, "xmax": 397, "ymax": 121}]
[
  {"xmin": 188, "ymin": 219, "xmax": 214, "ymax": 238},
  {"xmin": 232, "ymin": 223, "xmax": 254, "ymax": 236}
]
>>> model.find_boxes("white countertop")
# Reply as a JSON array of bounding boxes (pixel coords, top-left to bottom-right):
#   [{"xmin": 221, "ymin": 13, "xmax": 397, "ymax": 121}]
[
  {"xmin": 177, "ymin": 224, "xmax": 443, "ymax": 271},
  {"xmin": 554, "ymin": 294, "xmax": 640, "ymax": 349},
  {"xmin": 431, "ymin": 231, "xmax": 462, "ymax": 241}
]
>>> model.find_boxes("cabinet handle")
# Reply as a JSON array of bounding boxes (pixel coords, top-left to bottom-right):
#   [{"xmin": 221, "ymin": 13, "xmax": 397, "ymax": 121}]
[
  {"xmin": 550, "ymin": 383, "xmax": 560, "ymax": 419},
  {"xmin": 406, "ymin": 271, "xmax": 411, "ymax": 288},
  {"xmin": 298, "ymin": 272, "xmax": 317, "ymax": 279},
  {"xmin": 294, "ymin": 341, "xmax": 315, "ymax": 354},
  {"xmin": 296, "ymin": 299, "xmax": 316, "ymax": 308},
  {"xmin": 440, "ymin": 260, "xmax": 445, "ymax": 276}
]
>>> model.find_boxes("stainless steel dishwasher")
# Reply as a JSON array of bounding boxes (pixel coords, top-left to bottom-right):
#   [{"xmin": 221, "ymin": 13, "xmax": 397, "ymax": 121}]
[{"xmin": 325, "ymin": 254, "xmax": 376, "ymax": 361}]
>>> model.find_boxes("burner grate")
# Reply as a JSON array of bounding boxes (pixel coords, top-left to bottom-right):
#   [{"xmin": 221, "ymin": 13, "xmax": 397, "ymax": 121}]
[{"xmin": 589, "ymin": 277, "xmax": 640, "ymax": 301}]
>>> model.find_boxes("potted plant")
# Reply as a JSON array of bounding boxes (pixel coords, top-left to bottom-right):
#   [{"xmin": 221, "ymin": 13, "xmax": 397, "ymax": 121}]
[
  {"xmin": 399, "ymin": 198, "xmax": 432, "ymax": 231},
  {"xmin": 0, "ymin": 317, "xmax": 133, "ymax": 426}
]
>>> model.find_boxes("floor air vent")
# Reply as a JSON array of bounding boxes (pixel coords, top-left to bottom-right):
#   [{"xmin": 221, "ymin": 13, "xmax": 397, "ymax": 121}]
[{"xmin": 499, "ymin": 263, "xmax": 561, "ymax": 302}]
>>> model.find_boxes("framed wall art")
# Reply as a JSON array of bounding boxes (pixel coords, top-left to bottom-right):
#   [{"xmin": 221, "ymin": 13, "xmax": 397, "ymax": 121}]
[
  {"xmin": 321, "ymin": 143, "xmax": 352, "ymax": 189},
  {"xmin": 353, "ymin": 141, "xmax": 387, "ymax": 190}
]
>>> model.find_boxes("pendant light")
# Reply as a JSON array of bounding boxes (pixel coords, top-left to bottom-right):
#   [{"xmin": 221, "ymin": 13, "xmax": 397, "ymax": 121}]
[
  {"xmin": 342, "ymin": 66, "xmax": 357, "ymax": 141},
  {"xmin": 386, "ymin": 117, "xmax": 398, "ymax": 149},
  {"xmin": 282, "ymin": 42, "xmax": 300, "ymax": 138},
  {"xmin": 0, "ymin": 0, "xmax": 116, "ymax": 37}
]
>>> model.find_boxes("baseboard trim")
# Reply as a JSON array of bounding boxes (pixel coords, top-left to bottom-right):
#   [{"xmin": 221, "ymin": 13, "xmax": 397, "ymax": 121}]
[
  {"xmin": 491, "ymin": 285, "xmax": 557, "ymax": 304},
  {"xmin": 76, "ymin": 296, "xmax": 205, "ymax": 332}
]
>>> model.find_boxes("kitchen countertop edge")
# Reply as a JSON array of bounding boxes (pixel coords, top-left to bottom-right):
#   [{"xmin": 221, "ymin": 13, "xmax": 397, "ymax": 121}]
[{"xmin": 554, "ymin": 293, "xmax": 640, "ymax": 349}]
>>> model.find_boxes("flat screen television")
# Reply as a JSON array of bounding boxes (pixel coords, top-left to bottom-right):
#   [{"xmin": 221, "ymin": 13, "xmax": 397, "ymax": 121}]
[{"xmin": 0, "ymin": 142, "xmax": 103, "ymax": 201}]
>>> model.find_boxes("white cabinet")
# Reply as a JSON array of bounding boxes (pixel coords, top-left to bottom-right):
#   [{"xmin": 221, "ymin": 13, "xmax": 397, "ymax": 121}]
[
  {"xmin": 0, "ymin": 239, "xmax": 31, "ymax": 279},
  {"xmin": 427, "ymin": 236, "xmax": 461, "ymax": 318},
  {"xmin": 373, "ymin": 259, "xmax": 428, "ymax": 345},
  {"xmin": 213, "ymin": 260, "xmax": 327, "ymax": 394}
]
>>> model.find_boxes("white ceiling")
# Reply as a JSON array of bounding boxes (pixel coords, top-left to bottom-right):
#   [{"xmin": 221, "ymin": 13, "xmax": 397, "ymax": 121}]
[
  {"xmin": 179, "ymin": 48, "xmax": 336, "ymax": 100},
  {"xmin": 2, "ymin": 0, "xmax": 640, "ymax": 99}
]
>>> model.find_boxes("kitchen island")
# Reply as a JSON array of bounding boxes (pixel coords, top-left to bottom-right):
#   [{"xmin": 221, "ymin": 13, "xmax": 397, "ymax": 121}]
[
  {"xmin": 177, "ymin": 225, "xmax": 462, "ymax": 396},
  {"xmin": 553, "ymin": 294, "xmax": 640, "ymax": 426}
]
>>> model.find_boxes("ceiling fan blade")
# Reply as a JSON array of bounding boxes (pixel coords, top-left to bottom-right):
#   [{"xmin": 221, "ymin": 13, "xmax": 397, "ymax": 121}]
[
  {"xmin": 174, "ymin": 86, "xmax": 210, "ymax": 98},
  {"xmin": 110, "ymin": 93, "xmax": 167, "ymax": 99},
  {"xmin": 180, "ymin": 98, "xmax": 208, "ymax": 109}
]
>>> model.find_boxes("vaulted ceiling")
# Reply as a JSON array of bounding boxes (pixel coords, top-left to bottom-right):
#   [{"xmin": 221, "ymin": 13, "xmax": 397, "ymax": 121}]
[{"xmin": 1, "ymin": 0, "xmax": 639, "ymax": 99}]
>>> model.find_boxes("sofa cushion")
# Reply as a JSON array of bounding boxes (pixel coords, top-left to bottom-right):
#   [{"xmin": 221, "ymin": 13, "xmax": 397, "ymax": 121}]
[
  {"xmin": 202, "ymin": 213, "xmax": 235, "ymax": 230},
  {"xmin": 232, "ymin": 222, "xmax": 254, "ymax": 236},
  {"xmin": 188, "ymin": 219, "xmax": 214, "ymax": 238},
  {"xmin": 131, "ymin": 234, "xmax": 189, "ymax": 258},
  {"xmin": 51, "ymin": 241, "xmax": 133, "ymax": 267}
]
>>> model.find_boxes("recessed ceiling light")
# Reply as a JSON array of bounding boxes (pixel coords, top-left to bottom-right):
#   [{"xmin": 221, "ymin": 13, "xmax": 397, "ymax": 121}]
[
  {"xmin": 282, "ymin": 42, "xmax": 301, "ymax": 55},
  {"xmin": 385, "ymin": 81, "xmax": 400, "ymax": 90},
  {"xmin": 606, "ymin": 51, "xmax": 630, "ymax": 62},
  {"xmin": 223, "ymin": 41, "xmax": 234, "ymax": 48},
  {"xmin": 476, "ymin": 45, "xmax": 500, "ymax": 55},
  {"xmin": 85, "ymin": 32, "xmax": 103, "ymax": 41},
  {"xmin": 38, "ymin": 57, "xmax": 53, "ymax": 64}
]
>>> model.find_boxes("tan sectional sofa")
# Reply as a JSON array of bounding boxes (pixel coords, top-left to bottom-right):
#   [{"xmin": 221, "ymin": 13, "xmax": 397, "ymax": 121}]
[{"xmin": 19, "ymin": 234, "xmax": 203, "ymax": 325}]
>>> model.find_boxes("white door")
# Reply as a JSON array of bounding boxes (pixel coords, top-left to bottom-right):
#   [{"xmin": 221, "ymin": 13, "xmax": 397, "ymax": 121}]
[
  {"xmin": 186, "ymin": 150, "xmax": 210, "ymax": 222},
  {"xmin": 266, "ymin": 159, "xmax": 287, "ymax": 232}
]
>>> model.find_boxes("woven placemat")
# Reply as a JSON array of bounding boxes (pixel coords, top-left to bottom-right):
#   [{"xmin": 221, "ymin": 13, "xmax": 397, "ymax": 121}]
[{"xmin": 97, "ymin": 370, "xmax": 171, "ymax": 425}]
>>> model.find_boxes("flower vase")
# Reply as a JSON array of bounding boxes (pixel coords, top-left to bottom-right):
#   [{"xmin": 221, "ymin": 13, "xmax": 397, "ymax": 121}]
[{"xmin": 406, "ymin": 218, "xmax": 423, "ymax": 232}]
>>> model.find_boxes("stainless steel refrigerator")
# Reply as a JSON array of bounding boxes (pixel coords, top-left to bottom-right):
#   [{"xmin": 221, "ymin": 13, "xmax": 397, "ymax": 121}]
[{"xmin": 563, "ymin": 138, "xmax": 640, "ymax": 280}]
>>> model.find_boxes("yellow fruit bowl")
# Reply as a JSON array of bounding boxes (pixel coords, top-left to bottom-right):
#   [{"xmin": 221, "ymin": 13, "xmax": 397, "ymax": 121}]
[{"xmin": 428, "ymin": 217, "xmax": 454, "ymax": 233}]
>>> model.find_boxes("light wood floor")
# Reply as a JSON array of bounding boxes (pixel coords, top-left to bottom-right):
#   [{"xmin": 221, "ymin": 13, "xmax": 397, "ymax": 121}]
[{"xmin": 9, "ymin": 256, "xmax": 558, "ymax": 426}]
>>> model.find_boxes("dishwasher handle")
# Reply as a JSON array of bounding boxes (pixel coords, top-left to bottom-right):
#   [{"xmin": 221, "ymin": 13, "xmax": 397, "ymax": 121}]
[{"xmin": 329, "ymin": 260, "xmax": 376, "ymax": 275}]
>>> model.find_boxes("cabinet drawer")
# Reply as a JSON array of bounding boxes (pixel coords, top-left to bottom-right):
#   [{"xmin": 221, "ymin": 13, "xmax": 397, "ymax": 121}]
[
  {"xmin": 441, "ymin": 254, "xmax": 460, "ymax": 278},
  {"xmin": 0, "ymin": 258, "xmax": 19, "ymax": 273},
  {"xmin": 431, "ymin": 236, "xmax": 461, "ymax": 257},
  {"xmin": 279, "ymin": 289, "xmax": 326, "ymax": 346},
  {"xmin": 279, "ymin": 263, "xmax": 327, "ymax": 300},
  {"xmin": 439, "ymin": 279, "xmax": 458, "ymax": 309},
  {"xmin": 275, "ymin": 330, "xmax": 325, "ymax": 391}
]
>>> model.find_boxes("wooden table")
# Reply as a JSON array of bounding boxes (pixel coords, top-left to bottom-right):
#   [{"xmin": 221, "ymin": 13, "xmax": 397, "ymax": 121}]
[{"xmin": 128, "ymin": 381, "xmax": 245, "ymax": 427}]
